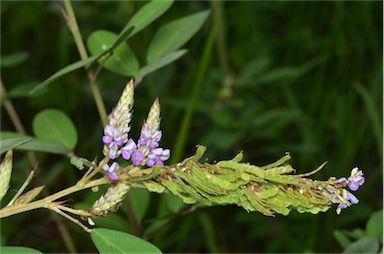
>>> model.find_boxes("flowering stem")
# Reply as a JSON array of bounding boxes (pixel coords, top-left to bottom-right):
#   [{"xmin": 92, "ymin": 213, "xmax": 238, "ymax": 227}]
[
  {"xmin": 62, "ymin": 0, "xmax": 108, "ymax": 125},
  {"xmin": 0, "ymin": 177, "xmax": 109, "ymax": 218}
]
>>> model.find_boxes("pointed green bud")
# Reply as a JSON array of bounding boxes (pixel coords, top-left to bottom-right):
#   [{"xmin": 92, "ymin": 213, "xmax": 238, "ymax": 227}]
[
  {"xmin": 115, "ymin": 79, "xmax": 134, "ymax": 121},
  {"xmin": 89, "ymin": 182, "xmax": 130, "ymax": 217},
  {"xmin": 0, "ymin": 150, "xmax": 13, "ymax": 201},
  {"xmin": 146, "ymin": 98, "xmax": 161, "ymax": 130}
]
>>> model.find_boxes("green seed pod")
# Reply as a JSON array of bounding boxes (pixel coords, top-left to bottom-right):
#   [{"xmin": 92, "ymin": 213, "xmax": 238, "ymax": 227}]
[
  {"xmin": 0, "ymin": 150, "xmax": 13, "ymax": 201},
  {"xmin": 90, "ymin": 182, "xmax": 130, "ymax": 217}
]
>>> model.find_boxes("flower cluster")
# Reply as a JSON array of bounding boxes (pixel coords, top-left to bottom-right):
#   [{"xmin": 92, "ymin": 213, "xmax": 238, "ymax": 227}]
[
  {"xmin": 327, "ymin": 167, "xmax": 365, "ymax": 214},
  {"xmin": 100, "ymin": 80, "xmax": 170, "ymax": 180}
]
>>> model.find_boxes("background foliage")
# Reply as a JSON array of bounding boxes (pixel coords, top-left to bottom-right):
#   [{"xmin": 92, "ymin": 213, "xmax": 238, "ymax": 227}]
[{"xmin": 1, "ymin": 1, "xmax": 382, "ymax": 253}]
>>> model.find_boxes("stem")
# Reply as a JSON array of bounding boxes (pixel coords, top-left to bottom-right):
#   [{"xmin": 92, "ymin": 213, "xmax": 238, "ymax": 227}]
[
  {"xmin": 171, "ymin": 24, "xmax": 217, "ymax": 163},
  {"xmin": 62, "ymin": 0, "xmax": 108, "ymax": 125},
  {"xmin": 0, "ymin": 177, "xmax": 109, "ymax": 218},
  {"xmin": 1, "ymin": 77, "xmax": 77, "ymax": 252},
  {"xmin": 0, "ymin": 78, "xmax": 38, "ymax": 166}
]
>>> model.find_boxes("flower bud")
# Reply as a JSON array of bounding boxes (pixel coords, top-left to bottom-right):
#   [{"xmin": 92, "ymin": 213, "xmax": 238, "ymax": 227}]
[{"xmin": 0, "ymin": 150, "xmax": 13, "ymax": 201}]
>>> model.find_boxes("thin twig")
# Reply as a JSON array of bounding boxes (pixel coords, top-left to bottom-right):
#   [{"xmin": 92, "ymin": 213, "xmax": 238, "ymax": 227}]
[
  {"xmin": 7, "ymin": 163, "xmax": 39, "ymax": 207},
  {"xmin": 1, "ymin": 77, "xmax": 78, "ymax": 253},
  {"xmin": 62, "ymin": 0, "xmax": 108, "ymax": 125},
  {"xmin": 260, "ymin": 153, "xmax": 291, "ymax": 170},
  {"xmin": 294, "ymin": 162, "xmax": 328, "ymax": 178},
  {"xmin": 51, "ymin": 207, "xmax": 91, "ymax": 233},
  {"xmin": 56, "ymin": 204, "xmax": 92, "ymax": 217},
  {"xmin": 0, "ymin": 78, "xmax": 38, "ymax": 166}
]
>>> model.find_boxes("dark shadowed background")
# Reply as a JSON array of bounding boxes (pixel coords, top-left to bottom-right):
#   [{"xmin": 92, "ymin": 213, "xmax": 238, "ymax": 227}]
[{"xmin": 1, "ymin": 1, "xmax": 382, "ymax": 253}]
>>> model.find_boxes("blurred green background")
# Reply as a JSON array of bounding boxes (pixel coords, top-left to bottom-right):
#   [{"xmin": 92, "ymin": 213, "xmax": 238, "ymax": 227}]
[{"xmin": 1, "ymin": 1, "xmax": 382, "ymax": 253}]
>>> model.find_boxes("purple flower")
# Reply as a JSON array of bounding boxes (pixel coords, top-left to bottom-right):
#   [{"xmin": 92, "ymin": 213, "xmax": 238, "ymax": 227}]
[
  {"xmin": 336, "ymin": 190, "xmax": 359, "ymax": 214},
  {"xmin": 121, "ymin": 139, "xmax": 137, "ymax": 160},
  {"xmin": 102, "ymin": 81, "xmax": 134, "ymax": 160},
  {"xmin": 132, "ymin": 150, "xmax": 144, "ymax": 166},
  {"xmin": 348, "ymin": 167, "xmax": 365, "ymax": 191},
  {"xmin": 103, "ymin": 162, "xmax": 120, "ymax": 181},
  {"xmin": 146, "ymin": 148, "xmax": 170, "ymax": 167},
  {"xmin": 128, "ymin": 99, "xmax": 170, "ymax": 168}
]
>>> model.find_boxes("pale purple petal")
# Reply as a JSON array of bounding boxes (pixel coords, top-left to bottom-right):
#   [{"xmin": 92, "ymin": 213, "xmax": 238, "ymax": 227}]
[
  {"xmin": 149, "ymin": 141, "xmax": 158, "ymax": 149},
  {"xmin": 347, "ymin": 192, "xmax": 359, "ymax": 204},
  {"xmin": 160, "ymin": 149, "xmax": 170, "ymax": 161},
  {"xmin": 109, "ymin": 162, "xmax": 120, "ymax": 172},
  {"xmin": 102, "ymin": 164, "xmax": 110, "ymax": 171},
  {"xmin": 132, "ymin": 150, "xmax": 144, "ymax": 166},
  {"xmin": 146, "ymin": 158, "xmax": 156, "ymax": 167},
  {"xmin": 102, "ymin": 135, "xmax": 113, "ymax": 144},
  {"xmin": 338, "ymin": 203, "xmax": 349, "ymax": 210},
  {"xmin": 108, "ymin": 171, "xmax": 118, "ymax": 181},
  {"xmin": 348, "ymin": 182, "xmax": 360, "ymax": 191},
  {"xmin": 152, "ymin": 148, "xmax": 163, "ymax": 156}
]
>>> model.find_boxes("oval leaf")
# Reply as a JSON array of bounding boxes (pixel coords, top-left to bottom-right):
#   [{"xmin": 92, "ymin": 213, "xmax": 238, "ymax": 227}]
[
  {"xmin": 91, "ymin": 228, "xmax": 162, "ymax": 254},
  {"xmin": 87, "ymin": 30, "xmax": 139, "ymax": 76},
  {"xmin": 127, "ymin": 0, "xmax": 174, "ymax": 37},
  {"xmin": 147, "ymin": 10, "xmax": 210, "ymax": 63},
  {"xmin": 1, "ymin": 132, "xmax": 71, "ymax": 155},
  {"xmin": 32, "ymin": 109, "xmax": 77, "ymax": 150},
  {"xmin": 1, "ymin": 246, "xmax": 43, "ymax": 254}
]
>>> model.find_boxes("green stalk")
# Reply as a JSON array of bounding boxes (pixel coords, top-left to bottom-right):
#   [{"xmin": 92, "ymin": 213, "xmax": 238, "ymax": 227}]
[
  {"xmin": 63, "ymin": 0, "xmax": 108, "ymax": 126},
  {"xmin": 171, "ymin": 25, "xmax": 217, "ymax": 163}
]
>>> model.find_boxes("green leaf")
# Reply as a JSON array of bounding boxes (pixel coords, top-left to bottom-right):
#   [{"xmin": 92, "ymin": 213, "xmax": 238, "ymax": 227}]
[
  {"xmin": 343, "ymin": 237, "xmax": 380, "ymax": 253},
  {"xmin": 164, "ymin": 193, "xmax": 184, "ymax": 213},
  {"xmin": 127, "ymin": 188, "xmax": 150, "ymax": 221},
  {"xmin": 127, "ymin": 0, "xmax": 174, "ymax": 37},
  {"xmin": 334, "ymin": 230, "xmax": 352, "ymax": 249},
  {"xmin": 30, "ymin": 55, "xmax": 98, "ymax": 94},
  {"xmin": 87, "ymin": 30, "xmax": 139, "ymax": 76},
  {"xmin": 8, "ymin": 81, "xmax": 44, "ymax": 98},
  {"xmin": 0, "ymin": 138, "xmax": 31, "ymax": 154},
  {"xmin": 366, "ymin": 210, "xmax": 383, "ymax": 242},
  {"xmin": 1, "ymin": 51, "xmax": 29, "ymax": 67},
  {"xmin": 137, "ymin": 50, "xmax": 187, "ymax": 79},
  {"xmin": 91, "ymin": 228, "xmax": 162, "ymax": 254},
  {"xmin": 147, "ymin": 10, "xmax": 210, "ymax": 63},
  {"xmin": 1, "ymin": 132, "xmax": 71, "ymax": 155},
  {"xmin": 1, "ymin": 246, "xmax": 43, "ymax": 254},
  {"xmin": 32, "ymin": 109, "xmax": 77, "ymax": 150}
]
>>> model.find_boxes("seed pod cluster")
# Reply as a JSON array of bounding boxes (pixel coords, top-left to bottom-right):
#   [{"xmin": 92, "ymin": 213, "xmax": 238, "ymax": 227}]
[{"xmin": 139, "ymin": 146, "xmax": 352, "ymax": 216}]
